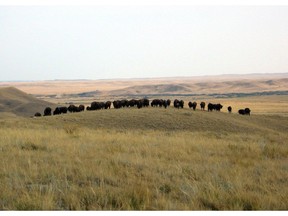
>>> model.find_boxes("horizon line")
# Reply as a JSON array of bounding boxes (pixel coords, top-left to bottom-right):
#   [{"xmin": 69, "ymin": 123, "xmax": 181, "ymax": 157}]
[{"xmin": 1, "ymin": 72, "xmax": 287, "ymax": 83}]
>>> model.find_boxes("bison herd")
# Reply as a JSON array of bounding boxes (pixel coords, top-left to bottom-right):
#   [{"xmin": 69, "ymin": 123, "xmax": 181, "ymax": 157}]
[{"xmin": 34, "ymin": 98, "xmax": 251, "ymax": 117}]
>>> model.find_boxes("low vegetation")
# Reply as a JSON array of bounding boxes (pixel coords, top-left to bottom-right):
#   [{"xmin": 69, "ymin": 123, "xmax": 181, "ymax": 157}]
[{"xmin": 0, "ymin": 105, "xmax": 287, "ymax": 210}]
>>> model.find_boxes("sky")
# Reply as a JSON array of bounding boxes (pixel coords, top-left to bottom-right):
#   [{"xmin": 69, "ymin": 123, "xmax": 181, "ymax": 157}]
[{"xmin": 0, "ymin": 1, "xmax": 288, "ymax": 81}]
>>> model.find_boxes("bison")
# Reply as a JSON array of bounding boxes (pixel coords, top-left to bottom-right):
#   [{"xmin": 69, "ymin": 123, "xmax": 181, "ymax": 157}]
[
  {"xmin": 68, "ymin": 104, "xmax": 85, "ymax": 112},
  {"xmin": 228, "ymin": 106, "xmax": 232, "ymax": 113},
  {"xmin": 238, "ymin": 109, "xmax": 246, "ymax": 115},
  {"xmin": 113, "ymin": 100, "xmax": 121, "ymax": 109},
  {"xmin": 174, "ymin": 99, "xmax": 184, "ymax": 109},
  {"xmin": 151, "ymin": 99, "xmax": 161, "ymax": 107},
  {"xmin": 53, "ymin": 106, "xmax": 68, "ymax": 115},
  {"xmin": 137, "ymin": 100, "xmax": 143, "ymax": 109},
  {"xmin": 167, "ymin": 99, "xmax": 171, "ymax": 107},
  {"xmin": 244, "ymin": 108, "xmax": 251, "ymax": 115},
  {"xmin": 200, "ymin": 102, "xmax": 205, "ymax": 111},
  {"xmin": 44, "ymin": 107, "xmax": 52, "ymax": 116},
  {"xmin": 89, "ymin": 101, "xmax": 104, "ymax": 110},
  {"xmin": 208, "ymin": 103, "xmax": 223, "ymax": 112},
  {"xmin": 105, "ymin": 101, "xmax": 111, "ymax": 109},
  {"xmin": 142, "ymin": 98, "xmax": 150, "ymax": 107},
  {"xmin": 188, "ymin": 101, "xmax": 197, "ymax": 111},
  {"xmin": 79, "ymin": 104, "xmax": 85, "ymax": 112},
  {"xmin": 238, "ymin": 108, "xmax": 251, "ymax": 115},
  {"xmin": 34, "ymin": 112, "xmax": 41, "ymax": 117},
  {"xmin": 68, "ymin": 104, "xmax": 77, "ymax": 113}
]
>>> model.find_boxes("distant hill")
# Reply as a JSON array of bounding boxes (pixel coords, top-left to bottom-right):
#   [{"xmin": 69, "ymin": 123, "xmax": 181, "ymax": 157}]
[
  {"xmin": 1, "ymin": 73, "xmax": 288, "ymax": 97},
  {"xmin": 0, "ymin": 87, "xmax": 55, "ymax": 117},
  {"xmin": 82, "ymin": 77, "xmax": 288, "ymax": 97}
]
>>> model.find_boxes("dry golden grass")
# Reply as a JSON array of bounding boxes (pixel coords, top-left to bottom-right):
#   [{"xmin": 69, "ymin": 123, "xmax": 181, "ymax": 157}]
[
  {"xmin": 0, "ymin": 106, "xmax": 287, "ymax": 210},
  {"xmin": 0, "ymin": 87, "xmax": 54, "ymax": 117}
]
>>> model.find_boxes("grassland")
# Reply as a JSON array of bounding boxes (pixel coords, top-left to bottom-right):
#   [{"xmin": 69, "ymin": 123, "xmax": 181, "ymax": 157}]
[{"xmin": 0, "ymin": 105, "xmax": 287, "ymax": 210}]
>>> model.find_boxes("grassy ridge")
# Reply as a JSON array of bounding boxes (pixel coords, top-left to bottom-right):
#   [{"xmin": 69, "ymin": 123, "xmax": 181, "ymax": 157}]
[
  {"xmin": 0, "ymin": 87, "xmax": 54, "ymax": 117},
  {"xmin": 32, "ymin": 107, "xmax": 288, "ymax": 134},
  {"xmin": 0, "ymin": 107, "xmax": 287, "ymax": 210}
]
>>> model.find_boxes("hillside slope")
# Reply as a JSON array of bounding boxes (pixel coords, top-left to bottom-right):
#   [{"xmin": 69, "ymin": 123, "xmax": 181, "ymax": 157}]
[
  {"xmin": 1, "ymin": 104, "xmax": 287, "ymax": 210},
  {"xmin": 31, "ymin": 107, "xmax": 288, "ymax": 135},
  {"xmin": 0, "ymin": 87, "xmax": 55, "ymax": 117}
]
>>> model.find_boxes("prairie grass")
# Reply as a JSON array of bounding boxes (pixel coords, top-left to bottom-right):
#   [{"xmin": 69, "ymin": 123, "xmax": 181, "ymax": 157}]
[{"xmin": 0, "ymin": 106, "xmax": 287, "ymax": 210}]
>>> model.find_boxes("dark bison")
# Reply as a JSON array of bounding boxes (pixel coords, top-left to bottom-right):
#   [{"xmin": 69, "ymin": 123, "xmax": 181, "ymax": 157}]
[
  {"xmin": 174, "ymin": 99, "xmax": 184, "ymax": 109},
  {"xmin": 53, "ymin": 106, "xmax": 68, "ymax": 115},
  {"xmin": 228, "ymin": 106, "xmax": 232, "ymax": 113},
  {"xmin": 137, "ymin": 100, "xmax": 143, "ymax": 109},
  {"xmin": 34, "ymin": 112, "xmax": 41, "ymax": 117},
  {"xmin": 68, "ymin": 104, "xmax": 78, "ymax": 113},
  {"xmin": 188, "ymin": 101, "xmax": 197, "ymax": 110},
  {"xmin": 44, "ymin": 107, "xmax": 52, "ymax": 116},
  {"xmin": 151, "ymin": 99, "xmax": 162, "ymax": 107},
  {"xmin": 78, "ymin": 104, "xmax": 85, "ymax": 112},
  {"xmin": 238, "ymin": 108, "xmax": 251, "ymax": 115},
  {"xmin": 167, "ymin": 99, "xmax": 171, "ymax": 107},
  {"xmin": 68, "ymin": 104, "xmax": 85, "ymax": 113},
  {"xmin": 105, "ymin": 101, "xmax": 111, "ymax": 109},
  {"xmin": 150, "ymin": 99, "xmax": 170, "ymax": 108},
  {"xmin": 142, "ymin": 98, "xmax": 150, "ymax": 107},
  {"xmin": 113, "ymin": 100, "xmax": 126, "ymax": 109},
  {"xmin": 208, "ymin": 103, "xmax": 213, "ymax": 112},
  {"xmin": 137, "ymin": 99, "xmax": 149, "ymax": 109},
  {"xmin": 238, "ymin": 109, "xmax": 246, "ymax": 115},
  {"xmin": 244, "ymin": 108, "xmax": 251, "ymax": 115},
  {"xmin": 208, "ymin": 103, "xmax": 223, "ymax": 112},
  {"xmin": 200, "ymin": 102, "xmax": 205, "ymax": 110},
  {"xmin": 112, "ymin": 100, "xmax": 128, "ymax": 109},
  {"xmin": 162, "ymin": 100, "xmax": 168, "ymax": 109},
  {"xmin": 88, "ymin": 101, "xmax": 105, "ymax": 110},
  {"xmin": 113, "ymin": 100, "xmax": 121, "ymax": 109},
  {"xmin": 128, "ymin": 99, "xmax": 137, "ymax": 107}
]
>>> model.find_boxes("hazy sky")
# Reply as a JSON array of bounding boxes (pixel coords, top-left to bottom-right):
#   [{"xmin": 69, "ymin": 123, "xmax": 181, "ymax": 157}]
[{"xmin": 0, "ymin": 4, "xmax": 288, "ymax": 81}]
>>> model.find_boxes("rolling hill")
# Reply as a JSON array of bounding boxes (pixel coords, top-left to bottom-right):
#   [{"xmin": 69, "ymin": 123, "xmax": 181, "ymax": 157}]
[
  {"xmin": 1, "ymin": 73, "xmax": 287, "ymax": 97},
  {"xmin": 0, "ymin": 90, "xmax": 287, "ymax": 210},
  {"xmin": 0, "ymin": 87, "xmax": 55, "ymax": 117}
]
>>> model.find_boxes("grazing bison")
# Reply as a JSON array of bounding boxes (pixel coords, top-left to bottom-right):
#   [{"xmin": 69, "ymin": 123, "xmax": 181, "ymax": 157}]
[
  {"xmin": 208, "ymin": 103, "xmax": 214, "ymax": 112},
  {"xmin": 162, "ymin": 100, "xmax": 168, "ymax": 109},
  {"xmin": 68, "ymin": 104, "xmax": 77, "ymax": 113},
  {"xmin": 151, "ymin": 99, "xmax": 161, "ymax": 107},
  {"xmin": 34, "ymin": 112, "xmax": 41, "ymax": 117},
  {"xmin": 53, "ymin": 106, "xmax": 68, "ymax": 115},
  {"xmin": 174, "ymin": 99, "xmax": 184, "ymax": 109},
  {"xmin": 238, "ymin": 109, "xmax": 246, "ymax": 115},
  {"xmin": 105, "ymin": 101, "xmax": 111, "ymax": 109},
  {"xmin": 128, "ymin": 99, "xmax": 137, "ymax": 107},
  {"xmin": 68, "ymin": 104, "xmax": 85, "ymax": 112},
  {"xmin": 208, "ymin": 103, "xmax": 223, "ymax": 112},
  {"xmin": 150, "ymin": 99, "xmax": 171, "ymax": 108},
  {"xmin": 113, "ymin": 100, "xmax": 121, "ymax": 109},
  {"xmin": 89, "ymin": 101, "xmax": 104, "ymax": 110},
  {"xmin": 142, "ymin": 98, "xmax": 150, "ymax": 107},
  {"xmin": 44, "ymin": 107, "xmax": 52, "ymax": 116},
  {"xmin": 200, "ymin": 102, "xmax": 205, "ymax": 110},
  {"xmin": 167, "ymin": 99, "xmax": 171, "ymax": 107},
  {"xmin": 215, "ymin": 103, "xmax": 223, "ymax": 111},
  {"xmin": 188, "ymin": 101, "xmax": 197, "ymax": 110},
  {"xmin": 244, "ymin": 108, "xmax": 251, "ymax": 115},
  {"xmin": 238, "ymin": 108, "xmax": 251, "ymax": 115},
  {"xmin": 228, "ymin": 106, "xmax": 232, "ymax": 113},
  {"xmin": 137, "ymin": 100, "xmax": 143, "ymax": 109},
  {"xmin": 78, "ymin": 104, "xmax": 85, "ymax": 112}
]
